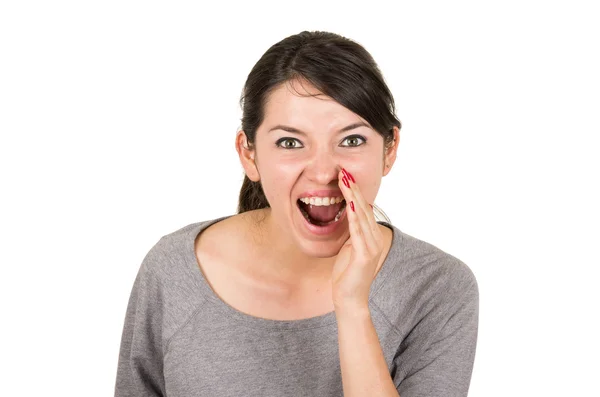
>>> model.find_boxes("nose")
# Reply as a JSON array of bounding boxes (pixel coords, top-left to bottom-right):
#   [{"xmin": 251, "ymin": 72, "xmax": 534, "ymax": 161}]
[{"xmin": 304, "ymin": 149, "xmax": 343, "ymax": 185}]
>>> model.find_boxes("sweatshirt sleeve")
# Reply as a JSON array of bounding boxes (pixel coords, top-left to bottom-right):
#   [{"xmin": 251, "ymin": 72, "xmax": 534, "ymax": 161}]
[
  {"xmin": 395, "ymin": 272, "xmax": 479, "ymax": 397},
  {"xmin": 114, "ymin": 257, "xmax": 166, "ymax": 396}
]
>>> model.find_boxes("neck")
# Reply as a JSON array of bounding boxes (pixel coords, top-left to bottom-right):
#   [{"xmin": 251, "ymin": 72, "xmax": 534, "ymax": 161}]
[{"xmin": 246, "ymin": 208, "xmax": 338, "ymax": 286}]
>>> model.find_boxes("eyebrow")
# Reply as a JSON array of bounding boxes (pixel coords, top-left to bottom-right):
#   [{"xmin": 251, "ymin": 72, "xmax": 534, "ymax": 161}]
[{"xmin": 267, "ymin": 122, "xmax": 371, "ymax": 136}]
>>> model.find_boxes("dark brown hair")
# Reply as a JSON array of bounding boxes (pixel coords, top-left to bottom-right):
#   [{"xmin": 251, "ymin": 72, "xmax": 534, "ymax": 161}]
[{"xmin": 237, "ymin": 31, "xmax": 401, "ymax": 223}]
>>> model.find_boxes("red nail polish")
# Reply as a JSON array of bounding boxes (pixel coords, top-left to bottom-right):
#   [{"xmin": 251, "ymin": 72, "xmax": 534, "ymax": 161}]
[
  {"xmin": 342, "ymin": 168, "xmax": 355, "ymax": 184},
  {"xmin": 342, "ymin": 176, "xmax": 349, "ymax": 189},
  {"xmin": 347, "ymin": 171, "xmax": 355, "ymax": 184},
  {"xmin": 341, "ymin": 168, "xmax": 349, "ymax": 180},
  {"xmin": 350, "ymin": 201, "xmax": 355, "ymax": 212}
]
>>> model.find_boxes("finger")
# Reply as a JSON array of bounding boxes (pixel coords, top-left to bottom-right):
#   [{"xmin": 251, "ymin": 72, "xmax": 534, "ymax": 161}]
[
  {"xmin": 349, "ymin": 178, "xmax": 380, "ymax": 237},
  {"xmin": 338, "ymin": 171, "xmax": 368, "ymax": 258},
  {"xmin": 342, "ymin": 169, "xmax": 383, "ymax": 254},
  {"xmin": 339, "ymin": 170, "xmax": 378, "ymax": 259},
  {"xmin": 349, "ymin": 182, "xmax": 380, "ymax": 255}
]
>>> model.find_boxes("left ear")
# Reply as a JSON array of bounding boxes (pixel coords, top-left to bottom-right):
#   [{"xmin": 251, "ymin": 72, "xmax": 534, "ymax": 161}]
[{"xmin": 383, "ymin": 126, "xmax": 400, "ymax": 176}]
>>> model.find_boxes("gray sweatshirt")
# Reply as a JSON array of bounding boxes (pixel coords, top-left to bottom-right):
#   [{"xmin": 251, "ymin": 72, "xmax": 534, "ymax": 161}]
[{"xmin": 114, "ymin": 215, "xmax": 478, "ymax": 396}]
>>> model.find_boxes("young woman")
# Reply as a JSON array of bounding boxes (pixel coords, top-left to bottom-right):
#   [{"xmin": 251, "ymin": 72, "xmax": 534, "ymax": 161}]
[{"xmin": 115, "ymin": 31, "xmax": 478, "ymax": 397}]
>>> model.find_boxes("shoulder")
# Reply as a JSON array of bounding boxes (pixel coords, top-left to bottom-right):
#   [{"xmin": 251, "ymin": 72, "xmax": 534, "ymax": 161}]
[
  {"xmin": 139, "ymin": 221, "xmax": 203, "ymax": 279},
  {"xmin": 373, "ymin": 226, "xmax": 478, "ymax": 342},
  {"xmin": 399, "ymin": 228, "xmax": 476, "ymax": 290},
  {"xmin": 380, "ymin": 225, "xmax": 478, "ymax": 312},
  {"xmin": 384, "ymin": 229, "xmax": 479, "ymax": 392},
  {"xmin": 141, "ymin": 215, "xmax": 236, "ymax": 275},
  {"xmin": 129, "ymin": 218, "xmax": 231, "ymax": 346}
]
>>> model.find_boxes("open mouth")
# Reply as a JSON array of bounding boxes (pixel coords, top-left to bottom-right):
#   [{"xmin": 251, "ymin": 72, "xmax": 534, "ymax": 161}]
[{"xmin": 297, "ymin": 199, "xmax": 347, "ymax": 227}]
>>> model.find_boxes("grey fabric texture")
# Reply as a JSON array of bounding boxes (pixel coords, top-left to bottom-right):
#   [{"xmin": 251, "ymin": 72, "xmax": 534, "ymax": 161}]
[{"xmin": 115, "ymin": 215, "xmax": 478, "ymax": 396}]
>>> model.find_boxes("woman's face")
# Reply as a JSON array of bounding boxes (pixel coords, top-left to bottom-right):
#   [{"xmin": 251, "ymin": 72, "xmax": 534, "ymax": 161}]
[{"xmin": 241, "ymin": 79, "xmax": 396, "ymax": 258}]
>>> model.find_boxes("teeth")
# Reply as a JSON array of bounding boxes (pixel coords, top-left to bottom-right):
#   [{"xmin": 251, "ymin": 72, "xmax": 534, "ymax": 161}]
[
  {"xmin": 299, "ymin": 196, "xmax": 344, "ymax": 206},
  {"xmin": 299, "ymin": 200, "xmax": 347, "ymax": 226},
  {"xmin": 333, "ymin": 205, "xmax": 344, "ymax": 222}
]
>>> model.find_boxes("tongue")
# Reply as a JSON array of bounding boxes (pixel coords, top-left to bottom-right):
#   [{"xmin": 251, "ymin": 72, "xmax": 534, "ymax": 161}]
[{"xmin": 306, "ymin": 202, "xmax": 343, "ymax": 222}]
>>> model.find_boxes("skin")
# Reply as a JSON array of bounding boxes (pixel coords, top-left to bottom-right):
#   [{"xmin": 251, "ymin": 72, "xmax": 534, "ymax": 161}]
[{"xmin": 236, "ymin": 78, "xmax": 400, "ymax": 289}]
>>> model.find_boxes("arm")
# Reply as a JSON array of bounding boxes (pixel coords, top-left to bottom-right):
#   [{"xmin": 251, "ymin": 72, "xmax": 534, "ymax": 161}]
[
  {"xmin": 336, "ymin": 305, "xmax": 401, "ymax": 397},
  {"xmin": 114, "ymin": 263, "xmax": 166, "ymax": 396},
  {"xmin": 333, "ymin": 169, "xmax": 402, "ymax": 396}
]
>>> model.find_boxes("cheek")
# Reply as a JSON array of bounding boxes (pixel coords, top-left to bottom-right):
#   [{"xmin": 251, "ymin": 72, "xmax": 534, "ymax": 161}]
[
  {"xmin": 259, "ymin": 169, "xmax": 296, "ymax": 205},
  {"xmin": 356, "ymin": 179, "xmax": 378, "ymax": 200},
  {"xmin": 365, "ymin": 180, "xmax": 382, "ymax": 203},
  {"xmin": 355, "ymin": 166, "xmax": 383, "ymax": 202}
]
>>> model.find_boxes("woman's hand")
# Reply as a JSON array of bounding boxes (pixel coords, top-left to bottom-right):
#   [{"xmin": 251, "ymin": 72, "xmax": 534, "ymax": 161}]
[{"xmin": 331, "ymin": 168, "xmax": 385, "ymax": 312}]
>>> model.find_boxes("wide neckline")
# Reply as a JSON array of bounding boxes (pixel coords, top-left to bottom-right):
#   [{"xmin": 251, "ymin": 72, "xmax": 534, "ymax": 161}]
[{"xmin": 183, "ymin": 214, "xmax": 402, "ymax": 331}]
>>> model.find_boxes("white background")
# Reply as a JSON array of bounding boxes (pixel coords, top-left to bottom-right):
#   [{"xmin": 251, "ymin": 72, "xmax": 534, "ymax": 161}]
[{"xmin": 1, "ymin": 1, "xmax": 598, "ymax": 395}]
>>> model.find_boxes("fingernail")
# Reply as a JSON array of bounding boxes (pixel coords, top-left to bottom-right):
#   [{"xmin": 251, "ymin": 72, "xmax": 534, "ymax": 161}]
[
  {"xmin": 342, "ymin": 176, "xmax": 349, "ymax": 189},
  {"xmin": 346, "ymin": 169, "xmax": 356, "ymax": 183},
  {"xmin": 341, "ymin": 168, "xmax": 349, "ymax": 180},
  {"xmin": 350, "ymin": 201, "xmax": 355, "ymax": 212}
]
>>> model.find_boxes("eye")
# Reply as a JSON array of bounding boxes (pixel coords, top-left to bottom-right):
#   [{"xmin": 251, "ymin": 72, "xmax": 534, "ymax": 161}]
[
  {"xmin": 275, "ymin": 138, "xmax": 303, "ymax": 149},
  {"xmin": 341, "ymin": 135, "xmax": 367, "ymax": 147},
  {"xmin": 275, "ymin": 135, "xmax": 367, "ymax": 150}
]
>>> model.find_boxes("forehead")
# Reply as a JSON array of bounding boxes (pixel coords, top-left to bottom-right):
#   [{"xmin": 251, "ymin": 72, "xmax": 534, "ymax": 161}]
[{"xmin": 262, "ymin": 79, "xmax": 366, "ymax": 128}]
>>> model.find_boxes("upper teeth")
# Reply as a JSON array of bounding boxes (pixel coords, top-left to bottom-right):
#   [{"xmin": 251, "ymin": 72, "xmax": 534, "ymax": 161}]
[{"xmin": 299, "ymin": 197, "xmax": 344, "ymax": 206}]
